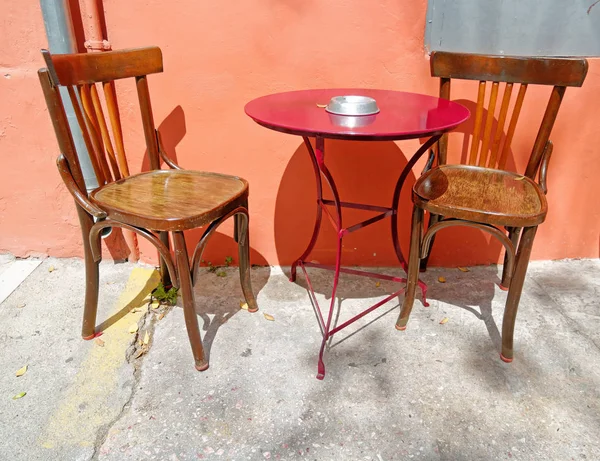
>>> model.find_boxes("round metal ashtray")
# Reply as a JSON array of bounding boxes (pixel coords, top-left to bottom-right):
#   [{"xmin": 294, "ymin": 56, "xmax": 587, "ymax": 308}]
[
  {"xmin": 325, "ymin": 95, "xmax": 380, "ymax": 116},
  {"xmin": 328, "ymin": 113, "xmax": 377, "ymax": 129}
]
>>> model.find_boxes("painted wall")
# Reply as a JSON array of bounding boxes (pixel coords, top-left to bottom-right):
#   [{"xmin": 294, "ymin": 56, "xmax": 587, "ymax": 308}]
[{"xmin": 1, "ymin": 0, "xmax": 599, "ymax": 268}]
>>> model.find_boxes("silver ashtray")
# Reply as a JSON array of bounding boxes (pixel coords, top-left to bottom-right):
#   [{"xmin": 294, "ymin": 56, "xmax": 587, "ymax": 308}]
[
  {"xmin": 328, "ymin": 113, "xmax": 377, "ymax": 129},
  {"xmin": 325, "ymin": 95, "xmax": 380, "ymax": 116}
]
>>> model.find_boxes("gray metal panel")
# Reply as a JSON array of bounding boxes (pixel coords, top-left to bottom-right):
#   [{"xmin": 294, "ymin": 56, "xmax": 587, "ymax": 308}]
[
  {"xmin": 40, "ymin": 0, "xmax": 98, "ymax": 190},
  {"xmin": 426, "ymin": 0, "xmax": 600, "ymax": 57}
]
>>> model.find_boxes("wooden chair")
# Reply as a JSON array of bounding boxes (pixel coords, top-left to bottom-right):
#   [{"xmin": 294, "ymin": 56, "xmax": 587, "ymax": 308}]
[
  {"xmin": 396, "ymin": 51, "xmax": 588, "ymax": 362},
  {"xmin": 38, "ymin": 47, "xmax": 258, "ymax": 371}
]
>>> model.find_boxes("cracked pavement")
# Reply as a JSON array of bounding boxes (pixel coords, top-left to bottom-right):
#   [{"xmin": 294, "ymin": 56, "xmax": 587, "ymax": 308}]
[{"xmin": 0, "ymin": 256, "xmax": 599, "ymax": 460}]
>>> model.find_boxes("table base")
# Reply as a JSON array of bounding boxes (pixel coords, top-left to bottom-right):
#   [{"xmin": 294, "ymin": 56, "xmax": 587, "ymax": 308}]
[{"xmin": 290, "ymin": 135, "xmax": 440, "ymax": 380}]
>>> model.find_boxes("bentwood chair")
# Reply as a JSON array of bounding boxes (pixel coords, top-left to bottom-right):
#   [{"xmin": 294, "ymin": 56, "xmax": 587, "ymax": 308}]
[
  {"xmin": 38, "ymin": 47, "xmax": 258, "ymax": 371},
  {"xmin": 396, "ymin": 52, "xmax": 587, "ymax": 362}
]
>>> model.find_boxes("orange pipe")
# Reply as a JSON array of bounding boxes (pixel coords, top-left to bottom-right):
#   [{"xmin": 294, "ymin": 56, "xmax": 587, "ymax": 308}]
[
  {"xmin": 78, "ymin": 0, "xmax": 140, "ymax": 262},
  {"xmin": 79, "ymin": 0, "xmax": 110, "ymax": 51}
]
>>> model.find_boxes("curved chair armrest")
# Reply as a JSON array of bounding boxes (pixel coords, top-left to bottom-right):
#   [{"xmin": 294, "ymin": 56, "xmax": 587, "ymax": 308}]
[
  {"xmin": 156, "ymin": 129, "xmax": 183, "ymax": 170},
  {"xmin": 539, "ymin": 140, "xmax": 553, "ymax": 195},
  {"xmin": 56, "ymin": 154, "xmax": 107, "ymax": 219}
]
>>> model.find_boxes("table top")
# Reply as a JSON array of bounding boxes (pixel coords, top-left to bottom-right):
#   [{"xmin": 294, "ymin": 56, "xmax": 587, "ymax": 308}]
[{"xmin": 245, "ymin": 88, "xmax": 470, "ymax": 141}]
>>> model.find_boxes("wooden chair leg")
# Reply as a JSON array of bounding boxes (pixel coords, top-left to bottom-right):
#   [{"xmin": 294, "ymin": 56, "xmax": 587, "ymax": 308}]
[
  {"xmin": 159, "ymin": 231, "xmax": 172, "ymax": 288},
  {"xmin": 500, "ymin": 227, "xmax": 521, "ymax": 290},
  {"xmin": 172, "ymin": 231, "xmax": 208, "ymax": 371},
  {"xmin": 500, "ymin": 225, "xmax": 537, "ymax": 363},
  {"xmin": 419, "ymin": 212, "xmax": 440, "ymax": 272},
  {"xmin": 235, "ymin": 207, "xmax": 258, "ymax": 313},
  {"xmin": 396, "ymin": 205, "xmax": 424, "ymax": 330},
  {"xmin": 77, "ymin": 206, "xmax": 100, "ymax": 340}
]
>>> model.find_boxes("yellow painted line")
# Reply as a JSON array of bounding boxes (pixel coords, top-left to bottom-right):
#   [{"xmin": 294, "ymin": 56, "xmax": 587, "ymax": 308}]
[{"xmin": 41, "ymin": 267, "xmax": 160, "ymax": 450}]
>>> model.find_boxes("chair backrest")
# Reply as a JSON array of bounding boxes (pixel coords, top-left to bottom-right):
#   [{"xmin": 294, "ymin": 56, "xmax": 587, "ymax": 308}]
[
  {"xmin": 430, "ymin": 51, "xmax": 588, "ymax": 179},
  {"xmin": 38, "ymin": 47, "xmax": 163, "ymax": 193}
]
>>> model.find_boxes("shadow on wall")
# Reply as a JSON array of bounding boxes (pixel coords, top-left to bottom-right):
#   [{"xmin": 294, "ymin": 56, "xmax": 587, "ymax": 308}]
[
  {"xmin": 142, "ymin": 104, "xmax": 186, "ymax": 172},
  {"xmin": 141, "ymin": 105, "xmax": 269, "ymax": 269}
]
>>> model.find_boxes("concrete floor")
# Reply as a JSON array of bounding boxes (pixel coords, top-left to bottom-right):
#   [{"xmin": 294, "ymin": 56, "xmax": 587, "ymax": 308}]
[{"xmin": 0, "ymin": 256, "xmax": 599, "ymax": 460}]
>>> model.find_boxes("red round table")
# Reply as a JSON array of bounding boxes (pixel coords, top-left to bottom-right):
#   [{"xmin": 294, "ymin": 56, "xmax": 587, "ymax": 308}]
[{"xmin": 245, "ymin": 88, "xmax": 469, "ymax": 379}]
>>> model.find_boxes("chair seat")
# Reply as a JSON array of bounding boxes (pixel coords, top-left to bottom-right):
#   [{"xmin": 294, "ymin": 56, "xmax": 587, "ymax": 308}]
[
  {"xmin": 413, "ymin": 164, "xmax": 547, "ymax": 228},
  {"xmin": 90, "ymin": 170, "xmax": 248, "ymax": 231}
]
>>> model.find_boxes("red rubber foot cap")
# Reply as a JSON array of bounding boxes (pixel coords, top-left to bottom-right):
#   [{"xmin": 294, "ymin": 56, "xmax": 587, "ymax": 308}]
[
  {"xmin": 83, "ymin": 331, "xmax": 103, "ymax": 340},
  {"xmin": 498, "ymin": 284, "xmax": 509, "ymax": 291},
  {"xmin": 500, "ymin": 353, "xmax": 513, "ymax": 363},
  {"xmin": 316, "ymin": 361, "xmax": 325, "ymax": 380},
  {"xmin": 248, "ymin": 307, "xmax": 259, "ymax": 313},
  {"xmin": 395, "ymin": 324, "xmax": 407, "ymax": 331},
  {"xmin": 195, "ymin": 362, "xmax": 209, "ymax": 372}
]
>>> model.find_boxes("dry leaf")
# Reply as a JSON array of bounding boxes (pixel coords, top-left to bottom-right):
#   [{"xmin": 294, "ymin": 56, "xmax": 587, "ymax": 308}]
[
  {"xmin": 515, "ymin": 176, "xmax": 526, "ymax": 181},
  {"xmin": 316, "ymin": 103, "xmax": 327, "ymax": 108},
  {"xmin": 15, "ymin": 365, "xmax": 27, "ymax": 377},
  {"xmin": 157, "ymin": 313, "xmax": 165, "ymax": 321},
  {"xmin": 375, "ymin": 282, "xmax": 381, "ymax": 288},
  {"xmin": 134, "ymin": 348, "xmax": 146, "ymax": 359},
  {"xmin": 239, "ymin": 301, "xmax": 249, "ymax": 311},
  {"xmin": 439, "ymin": 317, "xmax": 449, "ymax": 324},
  {"xmin": 263, "ymin": 313, "xmax": 275, "ymax": 321},
  {"xmin": 457, "ymin": 267, "xmax": 470, "ymax": 272},
  {"xmin": 128, "ymin": 323, "xmax": 139, "ymax": 334},
  {"xmin": 12, "ymin": 392, "xmax": 26, "ymax": 400},
  {"xmin": 95, "ymin": 338, "xmax": 105, "ymax": 347},
  {"xmin": 48, "ymin": 265, "xmax": 55, "ymax": 272},
  {"xmin": 143, "ymin": 331, "xmax": 150, "ymax": 345},
  {"xmin": 438, "ymin": 276, "xmax": 446, "ymax": 283},
  {"xmin": 17, "ymin": 303, "xmax": 26, "ymax": 309},
  {"xmin": 132, "ymin": 307, "xmax": 142, "ymax": 313}
]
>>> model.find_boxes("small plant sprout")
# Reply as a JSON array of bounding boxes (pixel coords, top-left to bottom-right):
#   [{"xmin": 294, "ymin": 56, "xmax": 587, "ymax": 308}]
[{"xmin": 151, "ymin": 282, "xmax": 179, "ymax": 305}]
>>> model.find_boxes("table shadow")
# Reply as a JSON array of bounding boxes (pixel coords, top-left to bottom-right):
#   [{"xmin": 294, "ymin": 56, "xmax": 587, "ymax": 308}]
[{"xmin": 273, "ymin": 138, "xmax": 419, "ymax": 282}]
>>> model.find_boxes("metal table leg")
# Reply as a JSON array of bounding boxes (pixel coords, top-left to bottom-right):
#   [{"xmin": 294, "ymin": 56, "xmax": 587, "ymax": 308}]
[{"xmin": 291, "ymin": 134, "xmax": 441, "ymax": 379}]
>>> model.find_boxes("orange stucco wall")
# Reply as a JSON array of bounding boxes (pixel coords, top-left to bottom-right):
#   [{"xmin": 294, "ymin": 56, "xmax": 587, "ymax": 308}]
[{"xmin": 1, "ymin": 1, "xmax": 599, "ymax": 267}]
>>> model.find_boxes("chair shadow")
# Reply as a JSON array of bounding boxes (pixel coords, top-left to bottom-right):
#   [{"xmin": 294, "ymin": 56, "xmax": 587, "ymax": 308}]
[
  {"xmin": 95, "ymin": 270, "xmax": 160, "ymax": 334},
  {"xmin": 99, "ymin": 228, "xmax": 132, "ymax": 262},
  {"xmin": 186, "ymin": 231, "xmax": 270, "ymax": 361},
  {"xmin": 194, "ymin": 270, "xmax": 272, "ymax": 363},
  {"xmin": 141, "ymin": 104, "xmax": 186, "ymax": 172},
  {"xmin": 423, "ymin": 268, "xmax": 503, "ymax": 352}
]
